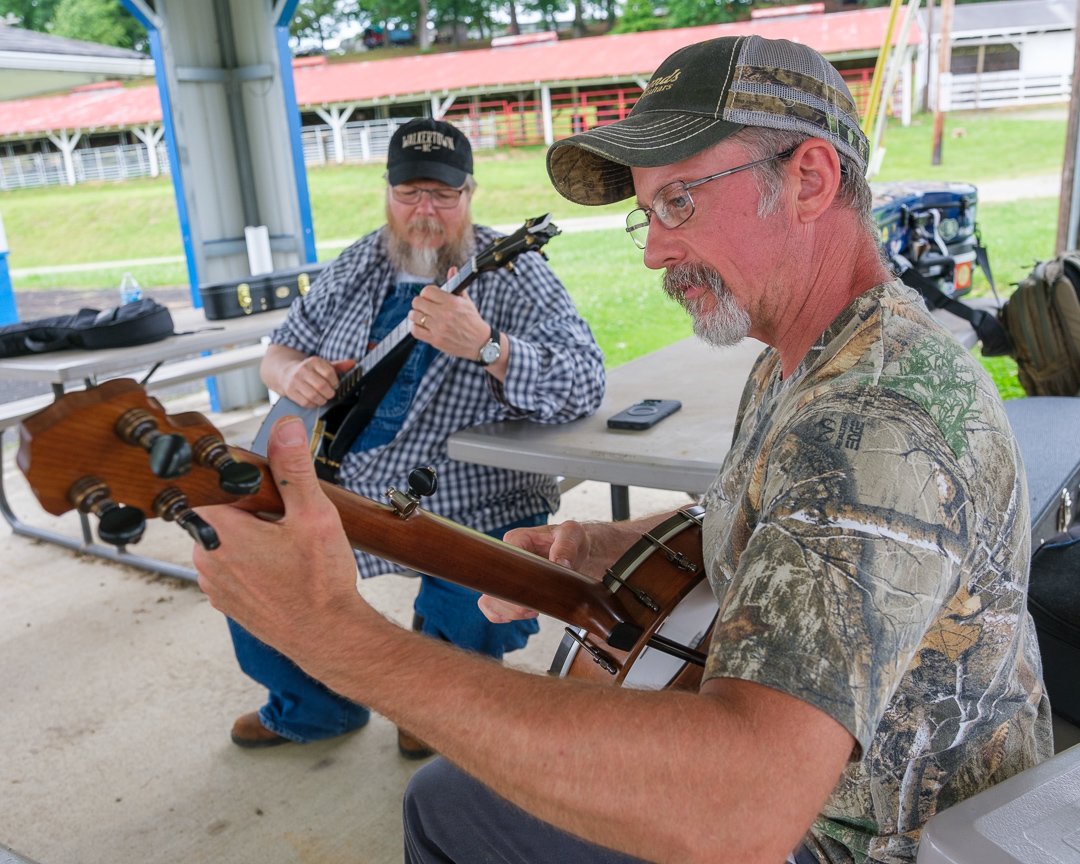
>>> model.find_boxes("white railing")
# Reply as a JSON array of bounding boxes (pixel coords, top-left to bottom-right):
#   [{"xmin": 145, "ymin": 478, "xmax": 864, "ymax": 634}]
[
  {"xmin": 299, "ymin": 116, "xmax": 498, "ymax": 166},
  {"xmin": 0, "ymin": 143, "xmax": 171, "ymax": 191},
  {"xmin": 0, "ymin": 151, "xmax": 67, "ymax": 191},
  {"xmin": 73, "ymin": 143, "xmax": 171, "ymax": 183},
  {"xmin": 7, "ymin": 113, "xmax": 519, "ymax": 191},
  {"xmin": 946, "ymin": 70, "xmax": 1071, "ymax": 111}
]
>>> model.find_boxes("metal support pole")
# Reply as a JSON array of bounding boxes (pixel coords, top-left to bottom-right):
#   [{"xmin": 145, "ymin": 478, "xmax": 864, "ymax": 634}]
[{"xmin": 0, "ymin": 213, "xmax": 17, "ymax": 324}]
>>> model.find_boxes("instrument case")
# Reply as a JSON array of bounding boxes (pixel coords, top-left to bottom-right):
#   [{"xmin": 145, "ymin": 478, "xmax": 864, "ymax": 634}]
[
  {"xmin": 1005, "ymin": 397, "xmax": 1080, "ymax": 725},
  {"xmin": 199, "ymin": 263, "xmax": 328, "ymax": 320}
]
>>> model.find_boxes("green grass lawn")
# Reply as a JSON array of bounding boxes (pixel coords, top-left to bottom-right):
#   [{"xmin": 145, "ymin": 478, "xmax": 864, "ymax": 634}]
[{"xmin": 0, "ymin": 106, "xmax": 1067, "ymax": 392}]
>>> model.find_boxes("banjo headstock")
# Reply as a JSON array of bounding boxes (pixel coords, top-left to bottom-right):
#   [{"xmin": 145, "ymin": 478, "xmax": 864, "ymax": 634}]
[{"xmin": 17, "ymin": 379, "xmax": 269, "ymax": 549}]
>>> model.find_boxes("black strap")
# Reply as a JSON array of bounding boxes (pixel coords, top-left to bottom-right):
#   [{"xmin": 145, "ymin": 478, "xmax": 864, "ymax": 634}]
[
  {"xmin": 975, "ymin": 237, "xmax": 996, "ymax": 294},
  {"xmin": 893, "ymin": 255, "xmax": 1013, "ymax": 357},
  {"xmin": 317, "ymin": 336, "xmax": 417, "ymax": 482}
]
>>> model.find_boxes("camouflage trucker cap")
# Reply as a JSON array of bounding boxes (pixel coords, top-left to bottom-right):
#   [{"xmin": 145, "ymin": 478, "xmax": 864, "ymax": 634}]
[{"xmin": 547, "ymin": 35, "xmax": 869, "ymax": 206}]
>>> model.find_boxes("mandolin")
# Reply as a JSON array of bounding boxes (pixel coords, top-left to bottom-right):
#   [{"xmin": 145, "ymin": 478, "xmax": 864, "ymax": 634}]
[
  {"xmin": 17, "ymin": 379, "xmax": 713, "ymax": 690},
  {"xmin": 251, "ymin": 214, "xmax": 562, "ymax": 481}
]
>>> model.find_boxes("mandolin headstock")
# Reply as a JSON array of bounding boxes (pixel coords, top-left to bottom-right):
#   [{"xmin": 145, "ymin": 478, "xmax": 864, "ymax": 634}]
[{"xmin": 474, "ymin": 213, "xmax": 561, "ymax": 273}]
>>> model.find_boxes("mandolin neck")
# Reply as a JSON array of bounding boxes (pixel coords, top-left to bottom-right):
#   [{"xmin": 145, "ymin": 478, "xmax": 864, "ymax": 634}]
[
  {"xmin": 342, "ymin": 257, "xmax": 480, "ymax": 393},
  {"xmin": 228, "ymin": 447, "xmax": 640, "ymax": 648}
]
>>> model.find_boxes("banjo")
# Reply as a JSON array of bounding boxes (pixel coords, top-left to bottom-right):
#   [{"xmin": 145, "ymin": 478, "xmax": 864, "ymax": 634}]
[{"xmin": 17, "ymin": 378, "xmax": 717, "ymax": 691}]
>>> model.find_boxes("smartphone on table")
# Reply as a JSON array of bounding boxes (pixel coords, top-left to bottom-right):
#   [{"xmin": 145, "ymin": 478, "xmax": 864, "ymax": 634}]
[{"xmin": 606, "ymin": 399, "xmax": 682, "ymax": 431}]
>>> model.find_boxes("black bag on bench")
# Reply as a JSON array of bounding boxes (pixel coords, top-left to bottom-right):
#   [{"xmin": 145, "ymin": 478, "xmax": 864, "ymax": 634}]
[
  {"xmin": 0, "ymin": 299, "xmax": 175, "ymax": 359},
  {"xmin": 1005, "ymin": 397, "xmax": 1080, "ymax": 726}
]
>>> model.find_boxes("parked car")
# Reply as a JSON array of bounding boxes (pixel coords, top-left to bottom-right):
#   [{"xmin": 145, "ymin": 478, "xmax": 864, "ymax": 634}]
[
  {"xmin": 360, "ymin": 26, "xmax": 416, "ymax": 49},
  {"xmin": 362, "ymin": 27, "xmax": 384, "ymax": 49}
]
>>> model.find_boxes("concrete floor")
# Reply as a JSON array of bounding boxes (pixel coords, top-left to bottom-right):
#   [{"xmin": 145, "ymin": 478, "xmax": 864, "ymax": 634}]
[{"xmin": 0, "ymin": 393, "xmax": 690, "ymax": 864}]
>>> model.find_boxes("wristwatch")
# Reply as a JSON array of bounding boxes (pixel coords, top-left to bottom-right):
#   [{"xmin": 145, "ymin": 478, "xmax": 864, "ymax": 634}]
[{"xmin": 476, "ymin": 325, "xmax": 502, "ymax": 366}]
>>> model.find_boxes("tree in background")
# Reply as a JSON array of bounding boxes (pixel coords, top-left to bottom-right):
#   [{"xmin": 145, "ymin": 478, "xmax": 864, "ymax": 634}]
[
  {"xmin": 1, "ymin": 0, "xmax": 144, "ymax": 49},
  {"xmin": 600, "ymin": 0, "xmax": 616, "ymax": 29},
  {"xmin": 417, "ymin": 0, "xmax": 430, "ymax": 47},
  {"xmin": 612, "ymin": 0, "xmax": 664, "ymax": 33},
  {"xmin": 570, "ymin": 0, "xmax": 585, "ymax": 36},
  {"xmin": 0, "ymin": 0, "xmax": 60, "ymax": 32},
  {"xmin": 425, "ymin": 0, "xmax": 496, "ymax": 45},
  {"xmin": 291, "ymin": 0, "xmax": 361, "ymax": 51},
  {"xmin": 664, "ymin": 0, "xmax": 753, "ymax": 28},
  {"xmin": 525, "ymin": 0, "xmax": 567, "ymax": 33},
  {"xmin": 49, "ymin": 0, "xmax": 144, "ymax": 50}
]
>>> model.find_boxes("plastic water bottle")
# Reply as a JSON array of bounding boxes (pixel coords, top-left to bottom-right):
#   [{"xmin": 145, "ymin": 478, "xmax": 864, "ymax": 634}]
[{"xmin": 119, "ymin": 271, "xmax": 142, "ymax": 304}]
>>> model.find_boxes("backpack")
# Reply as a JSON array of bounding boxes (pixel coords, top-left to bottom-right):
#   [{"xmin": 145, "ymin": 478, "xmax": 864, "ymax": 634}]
[
  {"xmin": 0, "ymin": 298, "xmax": 175, "ymax": 359},
  {"xmin": 897, "ymin": 250, "xmax": 1080, "ymax": 398},
  {"xmin": 1000, "ymin": 254, "xmax": 1080, "ymax": 397}
]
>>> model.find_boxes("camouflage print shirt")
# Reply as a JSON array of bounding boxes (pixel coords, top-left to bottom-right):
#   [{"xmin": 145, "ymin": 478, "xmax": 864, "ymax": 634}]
[{"xmin": 700, "ymin": 281, "xmax": 1053, "ymax": 863}]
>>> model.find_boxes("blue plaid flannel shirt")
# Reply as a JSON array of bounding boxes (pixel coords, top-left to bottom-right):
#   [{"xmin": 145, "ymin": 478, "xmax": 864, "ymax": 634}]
[{"xmin": 270, "ymin": 224, "xmax": 606, "ymax": 578}]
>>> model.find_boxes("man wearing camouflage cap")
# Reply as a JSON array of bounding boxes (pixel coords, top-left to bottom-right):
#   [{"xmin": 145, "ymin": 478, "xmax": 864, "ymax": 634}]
[{"xmin": 195, "ymin": 36, "xmax": 1052, "ymax": 863}]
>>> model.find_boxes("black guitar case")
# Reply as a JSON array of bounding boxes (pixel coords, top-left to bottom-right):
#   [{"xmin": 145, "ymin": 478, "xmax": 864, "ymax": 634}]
[{"xmin": 1005, "ymin": 397, "xmax": 1080, "ymax": 725}]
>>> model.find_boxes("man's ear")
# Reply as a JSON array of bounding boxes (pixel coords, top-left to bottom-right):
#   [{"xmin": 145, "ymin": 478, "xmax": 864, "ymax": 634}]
[{"xmin": 788, "ymin": 138, "xmax": 841, "ymax": 224}]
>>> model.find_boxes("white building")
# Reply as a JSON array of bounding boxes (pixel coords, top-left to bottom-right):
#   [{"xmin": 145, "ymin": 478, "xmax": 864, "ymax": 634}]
[{"xmin": 917, "ymin": 0, "xmax": 1075, "ymax": 112}]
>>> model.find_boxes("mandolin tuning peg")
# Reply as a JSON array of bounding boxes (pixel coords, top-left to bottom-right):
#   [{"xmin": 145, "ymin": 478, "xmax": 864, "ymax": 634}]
[
  {"xmin": 154, "ymin": 487, "xmax": 220, "ymax": 550},
  {"xmin": 115, "ymin": 408, "xmax": 193, "ymax": 479},
  {"xmin": 192, "ymin": 436, "xmax": 262, "ymax": 496},
  {"xmin": 68, "ymin": 476, "xmax": 146, "ymax": 547}
]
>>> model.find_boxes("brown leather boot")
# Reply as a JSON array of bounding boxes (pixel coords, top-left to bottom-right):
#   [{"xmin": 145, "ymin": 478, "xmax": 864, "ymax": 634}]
[
  {"xmin": 397, "ymin": 726, "xmax": 434, "ymax": 760},
  {"xmin": 230, "ymin": 711, "xmax": 289, "ymax": 748}
]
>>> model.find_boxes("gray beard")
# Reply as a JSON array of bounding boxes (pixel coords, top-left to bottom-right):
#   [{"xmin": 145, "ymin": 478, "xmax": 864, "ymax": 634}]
[
  {"xmin": 663, "ymin": 264, "xmax": 751, "ymax": 347},
  {"xmin": 383, "ymin": 218, "xmax": 475, "ymax": 280}
]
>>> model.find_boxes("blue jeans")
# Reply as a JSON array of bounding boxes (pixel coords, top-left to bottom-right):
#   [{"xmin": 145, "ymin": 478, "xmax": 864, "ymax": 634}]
[{"xmin": 227, "ymin": 513, "xmax": 545, "ymax": 742}]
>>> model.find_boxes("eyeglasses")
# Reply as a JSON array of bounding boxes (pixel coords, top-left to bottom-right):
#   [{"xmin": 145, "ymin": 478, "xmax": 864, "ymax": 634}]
[
  {"xmin": 624, "ymin": 147, "xmax": 798, "ymax": 250},
  {"xmin": 390, "ymin": 185, "xmax": 467, "ymax": 208}
]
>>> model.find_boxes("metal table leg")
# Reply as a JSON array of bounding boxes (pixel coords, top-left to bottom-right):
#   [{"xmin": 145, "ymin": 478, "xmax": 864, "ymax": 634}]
[
  {"xmin": 611, "ymin": 484, "xmax": 630, "ymax": 521},
  {"xmin": 0, "ymin": 428, "xmax": 197, "ymax": 583}
]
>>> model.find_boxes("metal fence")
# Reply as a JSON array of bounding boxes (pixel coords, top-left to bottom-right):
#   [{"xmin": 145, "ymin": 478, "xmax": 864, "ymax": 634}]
[
  {"xmin": 74, "ymin": 143, "xmax": 171, "ymax": 183},
  {"xmin": 0, "ymin": 151, "xmax": 67, "ymax": 191},
  {"xmin": 0, "ymin": 143, "xmax": 171, "ymax": 191}
]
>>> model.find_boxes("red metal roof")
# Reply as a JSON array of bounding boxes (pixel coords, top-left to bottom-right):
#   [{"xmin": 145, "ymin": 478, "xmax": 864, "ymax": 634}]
[
  {"xmin": 0, "ymin": 10, "xmax": 920, "ymax": 139},
  {"xmin": 0, "ymin": 80, "xmax": 161, "ymax": 137}
]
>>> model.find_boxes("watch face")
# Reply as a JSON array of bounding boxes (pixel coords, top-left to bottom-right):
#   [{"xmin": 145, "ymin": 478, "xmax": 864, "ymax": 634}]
[{"xmin": 479, "ymin": 341, "xmax": 501, "ymax": 364}]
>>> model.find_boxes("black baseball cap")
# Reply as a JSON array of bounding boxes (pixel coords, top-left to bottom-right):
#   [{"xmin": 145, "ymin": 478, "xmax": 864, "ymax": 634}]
[
  {"xmin": 387, "ymin": 117, "xmax": 473, "ymax": 187},
  {"xmin": 547, "ymin": 35, "xmax": 869, "ymax": 206}
]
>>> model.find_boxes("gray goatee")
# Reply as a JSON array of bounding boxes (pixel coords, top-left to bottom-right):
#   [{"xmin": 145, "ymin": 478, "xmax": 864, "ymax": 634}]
[{"xmin": 663, "ymin": 264, "xmax": 751, "ymax": 347}]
